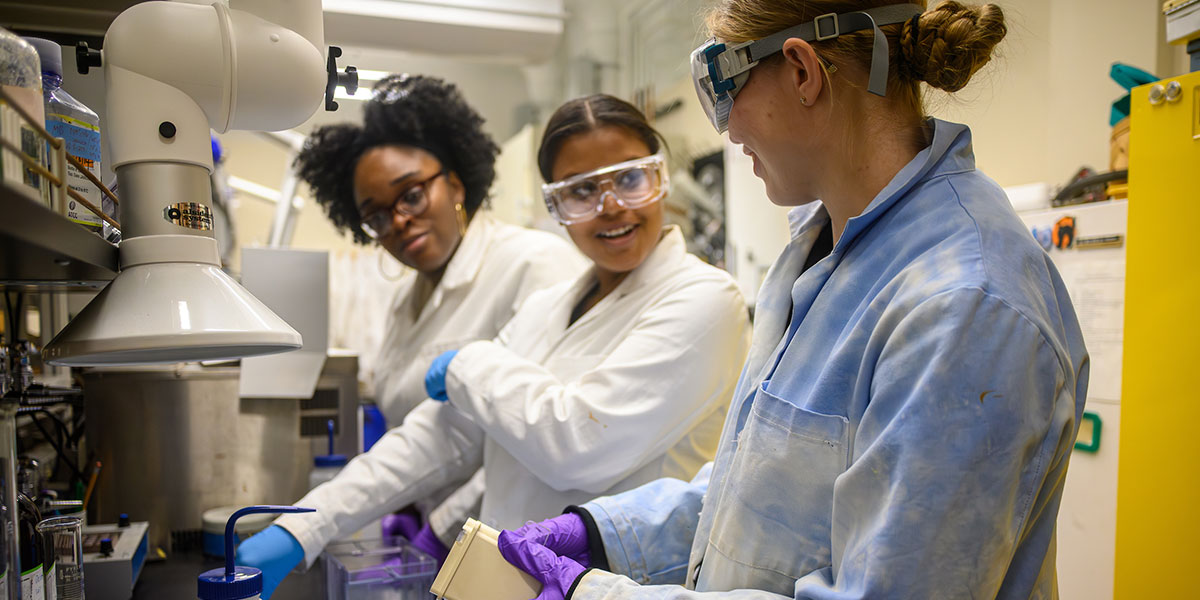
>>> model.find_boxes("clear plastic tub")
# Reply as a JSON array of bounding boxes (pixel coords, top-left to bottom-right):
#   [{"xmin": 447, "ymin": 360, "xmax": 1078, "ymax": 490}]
[{"xmin": 323, "ymin": 538, "xmax": 438, "ymax": 600}]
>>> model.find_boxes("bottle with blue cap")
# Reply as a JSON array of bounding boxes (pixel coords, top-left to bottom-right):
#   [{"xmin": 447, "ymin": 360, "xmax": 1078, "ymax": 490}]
[
  {"xmin": 197, "ymin": 506, "xmax": 314, "ymax": 600},
  {"xmin": 309, "ymin": 420, "xmax": 347, "ymax": 490}
]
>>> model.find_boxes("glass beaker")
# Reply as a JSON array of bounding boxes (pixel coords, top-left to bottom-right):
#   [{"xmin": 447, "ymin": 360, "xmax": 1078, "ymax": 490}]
[{"xmin": 35, "ymin": 516, "xmax": 83, "ymax": 600}]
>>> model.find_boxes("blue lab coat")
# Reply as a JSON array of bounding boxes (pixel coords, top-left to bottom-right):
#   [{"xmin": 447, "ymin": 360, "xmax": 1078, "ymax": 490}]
[{"xmin": 572, "ymin": 120, "xmax": 1089, "ymax": 599}]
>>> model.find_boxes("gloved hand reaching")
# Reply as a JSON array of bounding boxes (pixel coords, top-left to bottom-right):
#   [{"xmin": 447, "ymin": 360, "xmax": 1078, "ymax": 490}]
[
  {"xmin": 498, "ymin": 514, "xmax": 592, "ymax": 600},
  {"xmin": 409, "ymin": 523, "xmax": 451, "ymax": 565},
  {"xmin": 424, "ymin": 350, "xmax": 459, "ymax": 401},
  {"xmin": 381, "ymin": 509, "xmax": 423, "ymax": 541},
  {"xmin": 235, "ymin": 525, "xmax": 305, "ymax": 599}
]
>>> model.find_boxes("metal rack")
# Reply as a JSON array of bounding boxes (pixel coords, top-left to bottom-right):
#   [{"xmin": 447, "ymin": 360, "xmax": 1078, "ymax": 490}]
[{"xmin": 1, "ymin": 180, "xmax": 117, "ymax": 290}]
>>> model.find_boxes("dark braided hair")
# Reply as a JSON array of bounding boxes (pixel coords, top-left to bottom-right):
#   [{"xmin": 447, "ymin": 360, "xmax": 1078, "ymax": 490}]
[{"xmin": 295, "ymin": 74, "xmax": 500, "ymax": 244}]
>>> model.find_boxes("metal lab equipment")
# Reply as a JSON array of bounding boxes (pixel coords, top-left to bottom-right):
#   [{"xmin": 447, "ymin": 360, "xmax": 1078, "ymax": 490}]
[
  {"xmin": 81, "ymin": 353, "xmax": 360, "ymax": 553},
  {"xmin": 82, "ymin": 366, "xmax": 309, "ymax": 552}
]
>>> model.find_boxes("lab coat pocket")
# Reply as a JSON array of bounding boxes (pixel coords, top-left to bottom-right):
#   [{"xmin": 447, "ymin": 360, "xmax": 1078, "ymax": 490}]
[{"xmin": 707, "ymin": 382, "xmax": 849, "ymax": 593}]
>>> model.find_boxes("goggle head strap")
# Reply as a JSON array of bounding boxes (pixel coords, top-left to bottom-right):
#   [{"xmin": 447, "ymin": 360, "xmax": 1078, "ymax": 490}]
[{"xmin": 745, "ymin": 3, "xmax": 922, "ymax": 96}]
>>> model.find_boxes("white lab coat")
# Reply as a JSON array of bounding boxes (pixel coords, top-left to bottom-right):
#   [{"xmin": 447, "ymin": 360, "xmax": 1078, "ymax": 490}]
[
  {"xmin": 276, "ymin": 227, "xmax": 751, "ymax": 566},
  {"xmin": 371, "ymin": 214, "xmax": 585, "ymax": 423}
]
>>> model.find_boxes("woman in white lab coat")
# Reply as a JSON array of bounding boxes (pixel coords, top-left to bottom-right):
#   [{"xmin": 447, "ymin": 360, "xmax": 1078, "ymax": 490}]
[
  {"xmin": 239, "ymin": 94, "xmax": 752, "ymax": 598},
  {"xmin": 291, "ymin": 75, "xmax": 583, "ymax": 550}
]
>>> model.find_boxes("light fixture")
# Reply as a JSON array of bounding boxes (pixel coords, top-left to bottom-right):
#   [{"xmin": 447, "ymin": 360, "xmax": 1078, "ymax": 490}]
[{"xmin": 43, "ymin": 0, "xmax": 355, "ymax": 366}]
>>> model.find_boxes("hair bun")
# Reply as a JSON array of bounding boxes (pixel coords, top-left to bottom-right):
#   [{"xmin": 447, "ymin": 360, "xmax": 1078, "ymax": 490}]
[{"xmin": 900, "ymin": 1, "xmax": 1006, "ymax": 92}]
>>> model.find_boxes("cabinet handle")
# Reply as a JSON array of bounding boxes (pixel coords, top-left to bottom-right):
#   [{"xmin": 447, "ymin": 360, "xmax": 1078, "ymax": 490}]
[{"xmin": 1074, "ymin": 411, "xmax": 1102, "ymax": 453}]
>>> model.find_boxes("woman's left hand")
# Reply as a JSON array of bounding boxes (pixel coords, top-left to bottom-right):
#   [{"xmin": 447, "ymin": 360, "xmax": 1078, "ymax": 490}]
[
  {"xmin": 498, "ymin": 529, "xmax": 587, "ymax": 600},
  {"xmin": 424, "ymin": 350, "xmax": 459, "ymax": 401}
]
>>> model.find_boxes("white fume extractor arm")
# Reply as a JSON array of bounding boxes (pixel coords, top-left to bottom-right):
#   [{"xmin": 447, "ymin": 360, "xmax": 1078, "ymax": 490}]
[{"xmin": 44, "ymin": 0, "xmax": 359, "ymax": 366}]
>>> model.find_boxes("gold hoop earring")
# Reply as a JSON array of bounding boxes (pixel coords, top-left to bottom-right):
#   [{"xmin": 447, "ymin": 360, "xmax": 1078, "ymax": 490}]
[
  {"xmin": 377, "ymin": 248, "xmax": 405, "ymax": 282},
  {"xmin": 455, "ymin": 203, "xmax": 468, "ymax": 236}
]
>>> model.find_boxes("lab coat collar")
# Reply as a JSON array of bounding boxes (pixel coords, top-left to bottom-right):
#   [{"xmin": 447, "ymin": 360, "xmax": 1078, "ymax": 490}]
[
  {"xmin": 561, "ymin": 225, "xmax": 687, "ymax": 325},
  {"xmin": 833, "ymin": 118, "xmax": 974, "ymax": 251},
  {"xmin": 613, "ymin": 225, "xmax": 687, "ymax": 296},
  {"xmin": 439, "ymin": 214, "xmax": 494, "ymax": 291}
]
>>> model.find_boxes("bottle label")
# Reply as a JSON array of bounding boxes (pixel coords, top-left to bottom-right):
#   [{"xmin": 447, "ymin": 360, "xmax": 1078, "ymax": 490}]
[
  {"xmin": 0, "ymin": 86, "xmax": 51, "ymax": 208},
  {"xmin": 46, "ymin": 112, "xmax": 102, "ymax": 230},
  {"xmin": 20, "ymin": 564, "xmax": 44, "ymax": 600},
  {"xmin": 43, "ymin": 564, "xmax": 55, "ymax": 600}
]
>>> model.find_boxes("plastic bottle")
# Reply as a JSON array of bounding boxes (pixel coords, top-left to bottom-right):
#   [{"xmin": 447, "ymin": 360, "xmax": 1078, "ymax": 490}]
[
  {"xmin": 0, "ymin": 503, "xmax": 9, "ymax": 599},
  {"xmin": 0, "ymin": 27, "xmax": 50, "ymax": 207},
  {"xmin": 24, "ymin": 38, "xmax": 104, "ymax": 234},
  {"xmin": 196, "ymin": 506, "xmax": 314, "ymax": 600},
  {"xmin": 309, "ymin": 420, "xmax": 347, "ymax": 490},
  {"xmin": 18, "ymin": 493, "xmax": 45, "ymax": 600}
]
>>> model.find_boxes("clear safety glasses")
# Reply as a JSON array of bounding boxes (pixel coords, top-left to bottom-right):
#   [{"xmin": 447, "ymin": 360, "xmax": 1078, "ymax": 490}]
[
  {"xmin": 542, "ymin": 154, "xmax": 670, "ymax": 225},
  {"xmin": 690, "ymin": 3, "xmax": 923, "ymax": 133}
]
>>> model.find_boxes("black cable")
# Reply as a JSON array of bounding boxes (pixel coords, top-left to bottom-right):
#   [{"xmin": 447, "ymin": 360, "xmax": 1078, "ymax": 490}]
[{"xmin": 19, "ymin": 411, "xmax": 84, "ymax": 481}]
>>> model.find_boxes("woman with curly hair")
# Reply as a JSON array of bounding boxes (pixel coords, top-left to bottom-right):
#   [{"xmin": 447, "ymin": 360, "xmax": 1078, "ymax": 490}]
[
  {"xmin": 237, "ymin": 90, "xmax": 753, "ymax": 599},
  {"xmin": 499, "ymin": 2, "xmax": 1088, "ymax": 599},
  {"xmin": 235, "ymin": 74, "xmax": 584, "ymax": 594}
]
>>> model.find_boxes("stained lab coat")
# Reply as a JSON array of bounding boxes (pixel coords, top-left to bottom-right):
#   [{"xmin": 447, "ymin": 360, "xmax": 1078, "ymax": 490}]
[
  {"xmin": 571, "ymin": 120, "xmax": 1090, "ymax": 599},
  {"xmin": 276, "ymin": 227, "xmax": 752, "ymax": 566}
]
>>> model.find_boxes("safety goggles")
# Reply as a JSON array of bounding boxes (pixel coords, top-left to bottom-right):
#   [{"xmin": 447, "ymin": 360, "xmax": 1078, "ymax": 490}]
[
  {"xmin": 691, "ymin": 3, "xmax": 923, "ymax": 133},
  {"xmin": 542, "ymin": 154, "xmax": 669, "ymax": 225}
]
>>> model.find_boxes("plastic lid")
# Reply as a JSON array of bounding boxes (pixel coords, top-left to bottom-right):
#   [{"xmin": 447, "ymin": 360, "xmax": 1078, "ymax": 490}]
[
  {"xmin": 197, "ymin": 566, "xmax": 262, "ymax": 600},
  {"xmin": 22, "ymin": 38, "xmax": 62, "ymax": 77},
  {"xmin": 314, "ymin": 454, "xmax": 348, "ymax": 468},
  {"xmin": 201, "ymin": 506, "xmax": 276, "ymax": 535}
]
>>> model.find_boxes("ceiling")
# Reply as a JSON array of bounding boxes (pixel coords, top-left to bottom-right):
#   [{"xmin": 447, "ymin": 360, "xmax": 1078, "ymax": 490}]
[{"xmin": 2, "ymin": 0, "xmax": 564, "ymax": 61}]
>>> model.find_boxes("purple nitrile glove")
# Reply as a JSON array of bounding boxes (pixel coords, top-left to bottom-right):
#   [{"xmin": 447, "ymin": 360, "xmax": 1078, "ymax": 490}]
[
  {"xmin": 497, "ymin": 530, "xmax": 586, "ymax": 600},
  {"xmin": 381, "ymin": 510, "xmax": 422, "ymax": 542},
  {"xmin": 409, "ymin": 523, "xmax": 450, "ymax": 566},
  {"xmin": 505, "ymin": 514, "xmax": 590, "ymax": 566}
]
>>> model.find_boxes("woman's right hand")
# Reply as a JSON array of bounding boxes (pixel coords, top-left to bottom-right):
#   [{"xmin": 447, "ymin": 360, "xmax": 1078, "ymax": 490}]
[{"xmin": 235, "ymin": 525, "xmax": 305, "ymax": 599}]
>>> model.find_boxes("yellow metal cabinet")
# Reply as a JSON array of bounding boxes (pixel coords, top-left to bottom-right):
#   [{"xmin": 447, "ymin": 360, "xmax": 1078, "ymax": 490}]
[{"xmin": 1114, "ymin": 69, "xmax": 1200, "ymax": 597}]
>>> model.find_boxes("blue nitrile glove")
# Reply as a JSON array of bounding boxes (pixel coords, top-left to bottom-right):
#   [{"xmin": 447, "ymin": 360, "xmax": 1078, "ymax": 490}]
[
  {"xmin": 235, "ymin": 525, "xmax": 304, "ymax": 599},
  {"xmin": 409, "ymin": 523, "xmax": 451, "ymax": 566},
  {"xmin": 498, "ymin": 529, "xmax": 586, "ymax": 600},
  {"xmin": 424, "ymin": 350, "xmax": 459, "ymax": 402}
]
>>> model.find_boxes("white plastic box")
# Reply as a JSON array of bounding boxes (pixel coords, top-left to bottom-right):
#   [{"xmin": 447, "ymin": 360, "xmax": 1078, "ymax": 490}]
[{"xmin": 323, "ymin": 538, "xmax": 438, "ymax": 600}]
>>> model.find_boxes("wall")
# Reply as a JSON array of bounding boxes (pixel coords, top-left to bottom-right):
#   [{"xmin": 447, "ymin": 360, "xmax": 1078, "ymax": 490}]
[{"xmin": 938, "ymin": 0, "xmax": 1181, "ymax": 187}]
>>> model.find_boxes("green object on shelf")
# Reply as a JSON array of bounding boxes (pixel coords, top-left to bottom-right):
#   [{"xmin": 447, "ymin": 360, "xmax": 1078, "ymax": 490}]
[
  {"xmin": 1110, "ymin": 63, "xmax": 1159, "ymax": 126},
  {"xmin": 1074, "ymin": 411, "xmax": 1102, "ymax": 453}
]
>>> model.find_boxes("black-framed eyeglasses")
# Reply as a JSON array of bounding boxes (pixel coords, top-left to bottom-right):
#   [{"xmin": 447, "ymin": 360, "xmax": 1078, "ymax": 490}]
[{"xmin": 358, "ymin": 169, "xmax": 447, "ymax": 239}]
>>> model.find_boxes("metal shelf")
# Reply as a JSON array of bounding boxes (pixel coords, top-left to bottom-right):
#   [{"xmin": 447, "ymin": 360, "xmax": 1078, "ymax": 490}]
[{"xmin": 1, "ymin": 180, "xmax": 117, "ymax": 290}]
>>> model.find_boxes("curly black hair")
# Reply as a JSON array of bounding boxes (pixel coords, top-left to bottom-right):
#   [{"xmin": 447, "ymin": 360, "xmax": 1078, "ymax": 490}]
[{"xmin": 294, "ymin": 74, "xmax": 500, "ymax": 244}]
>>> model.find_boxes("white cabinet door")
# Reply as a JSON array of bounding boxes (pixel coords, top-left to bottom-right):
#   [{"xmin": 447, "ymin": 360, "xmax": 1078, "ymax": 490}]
[
  {"xmin": 1018, "ymin": 200, "xmax": 1127, "ymax": 599},
  {"xmin": 1056, "ymin": 400, "xmax": 1120, "ymax": 600}
]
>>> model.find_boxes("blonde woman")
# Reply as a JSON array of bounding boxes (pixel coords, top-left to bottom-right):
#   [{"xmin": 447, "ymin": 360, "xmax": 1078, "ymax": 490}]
[{"xmin": 500, "ymin": 2, "xmax": 1089, "ymax": 599}]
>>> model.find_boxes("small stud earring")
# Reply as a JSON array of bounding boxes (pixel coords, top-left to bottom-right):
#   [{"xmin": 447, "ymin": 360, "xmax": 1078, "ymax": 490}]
[{"xmin": 800, "ymin": 96, "xmax": 808, "ymax": 105}]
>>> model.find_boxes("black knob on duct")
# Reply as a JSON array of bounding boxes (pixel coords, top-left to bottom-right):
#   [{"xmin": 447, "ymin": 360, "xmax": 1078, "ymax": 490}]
[
  {"xmin": 76, "ymin": 42, "xmax": 102, "ymax": 75},
  {"xmin": 324, "ymin": 46, "xmax": 359, "ymax": 112},
  {"xmin": 118, "ymin": 513, "xmax": 130, "ymax": 528},
  {"xmin": 100, "ymin": 537, "xmax": 114, "ymax": 556}
]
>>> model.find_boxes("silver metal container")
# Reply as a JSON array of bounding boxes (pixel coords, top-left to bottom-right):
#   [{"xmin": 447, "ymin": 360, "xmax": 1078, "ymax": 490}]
[{"xmin": 82, "ymin": 365, "xmax": 311, "ymax": 552}]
